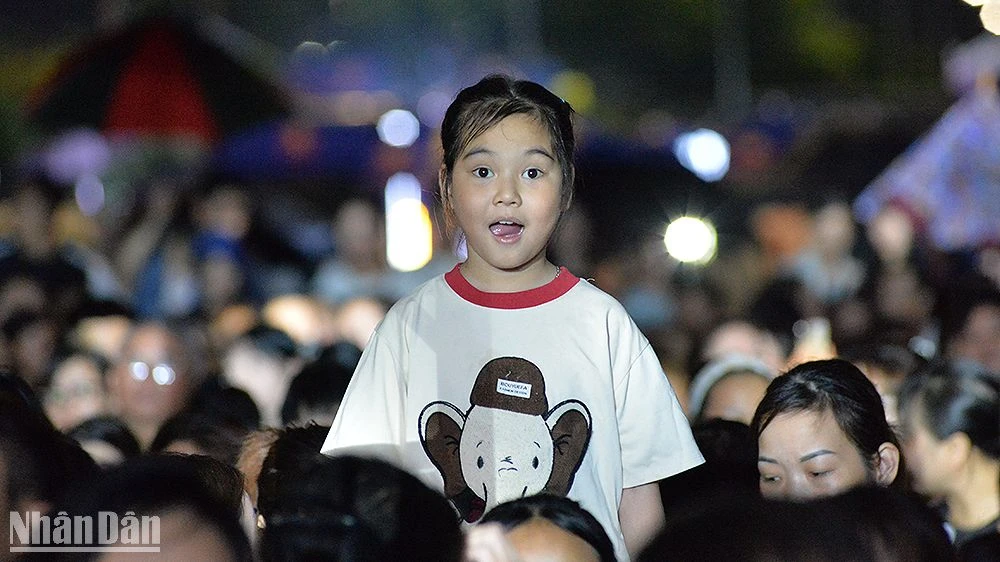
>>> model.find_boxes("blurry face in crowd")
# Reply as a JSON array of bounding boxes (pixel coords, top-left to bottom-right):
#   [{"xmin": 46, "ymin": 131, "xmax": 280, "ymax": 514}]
[
  {"xmin": 900, "ymin": 405, "xmax": 953, "ymax": 499},
  {"xmin": 757, "ymin": 408, "xmax": 874, "ymax": 501},
  {"xmin": 73, "ymin": 315, "xmax": 133, "ymax": 362},
  {"xmin": 701, "ymin": 321, "xmax": 786, "ymax": 374},
  {"xmin": 702, "ymin": 372, "xmax": 770, "ymax": 426},
  {"xmin": 949, "ymin": 304, "xmax": 1000, "ymax": 374},
  {"xmin": 813, "ymin": 202, "xmax": 855, "ymax": 258},
  {"xmin": 43, "ymin": 355, "xmax": 107, "ymax": 431},
  {"xmin": 505, "ymin": 517, "xmax": 601, "ymax": 562},
  {"xmin": 10, "ymin": 317, "xmax": 58, "ymax": 387},
  {"xmin": 867, "ymin": 206, "xmax": 913, "ymax": 265},
  {"xmin": 222, "ymin": 342, "xmax": 298, "ymax": 427},
  {"xmin": 333, "ymin": 199, "xmax": 383, "ymax": 266},
  {"xmin": 108, "ymin": 324, "xmax": 191, "ymax": 429}
]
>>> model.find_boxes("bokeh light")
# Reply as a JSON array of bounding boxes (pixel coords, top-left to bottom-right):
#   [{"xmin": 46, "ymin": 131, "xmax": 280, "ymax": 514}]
[
  {"xmin": 664, "ymin": 216, "xmax": 718, "ymax": 264},
  {"xmin": 74, "ymin": 173, "xmax": 105, "ymax": 216},
  {"xmin": 384, "ymin": 172, "xmax": 432, "ymax": 272},
  {"xmin": 673, "ymin": 128, "xmax": 731, "ymax": 182},
  {"xmin": 550, "ymin": 70, "xmax": 597, "ymax": 114},
  {"xmin": 416, "ymin": 89, "xmax": 452, "ymax": 127},
  {"xmin": 45, "ymin": 129, "xmax": 110, "ymax": 185},
  {"xmin": 982, "ymin": 0, "xmax": 1000, "ymax": 34},
  {"xmin": 376, "ymin": 109, "xmax": 421, "ymax": 147}
]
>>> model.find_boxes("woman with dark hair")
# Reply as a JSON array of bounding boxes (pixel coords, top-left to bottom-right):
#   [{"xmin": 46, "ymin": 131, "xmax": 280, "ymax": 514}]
[
  {"xmin": 752, "ymin": 358, "xmax": 902, "ymax": 501},
  {"xmin": 897, "ymin": 361, "xmax": 999, "ymax": 559},
  {"xmin": 475, "ymin": 494, "xmax": 617, "ymax": 562}
]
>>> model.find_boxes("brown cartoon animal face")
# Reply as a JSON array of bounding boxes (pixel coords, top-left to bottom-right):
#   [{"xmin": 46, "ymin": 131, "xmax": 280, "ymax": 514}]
[{"xmin": 418, "ymin": 357, "xmax": 591, "ymax": 522}]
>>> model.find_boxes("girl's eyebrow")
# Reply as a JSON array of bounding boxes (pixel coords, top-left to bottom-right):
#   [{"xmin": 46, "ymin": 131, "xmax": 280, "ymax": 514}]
[
  {"xmin": 462, "ymin": 147, "xmax": 494, "ymax": 159},
  {"xmin": 461, "ymin": 147, "xmax": 555, "ymax": 160},
  {"xmin": 526, "ymin": 147, "xmax": 555, "ymax": 160}
]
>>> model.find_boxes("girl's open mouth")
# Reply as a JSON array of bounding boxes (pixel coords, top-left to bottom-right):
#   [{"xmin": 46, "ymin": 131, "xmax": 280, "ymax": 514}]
[{"xmin": 490, "ymin": 220, "xmax": 524, "ymax": 243}]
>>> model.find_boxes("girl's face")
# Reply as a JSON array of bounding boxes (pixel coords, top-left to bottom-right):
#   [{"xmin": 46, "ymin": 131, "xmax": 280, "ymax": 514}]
[
  {"xmin": 445, "ymin": 113, "xmax": 563, "ymax": 290},
  {"xmin": 757, "ymin": 408, "xmax": 874, "ymax": 501}
]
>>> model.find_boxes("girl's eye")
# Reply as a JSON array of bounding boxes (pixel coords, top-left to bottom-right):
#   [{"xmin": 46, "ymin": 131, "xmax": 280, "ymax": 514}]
[
  {"xmin": 474, "ymin": 167, "xmax": 493, "ymax": 179},
  {"xmin": 760, "ymin": 475, "xmax": 780, "ymax": 484},
  {"xmin": 522, "ymin": 168, "xmax": 542, "ymax": 180},
  {"xmin": 810, "ymin": 470, "xmax": 832, "ymax": 478}
]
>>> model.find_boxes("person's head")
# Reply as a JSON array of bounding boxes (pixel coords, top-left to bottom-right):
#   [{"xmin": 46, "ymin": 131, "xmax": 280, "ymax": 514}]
[
  {"xmin": 1, "ymin": 308, "xmax": 59, "ymax": 389},
  {"xmin": 66, "ymin": 415, "xmax": 142, "ymax": 468},
  {"xmin": 281, "ymin": 340, "xmax": 361, "ymax": 426},
  {"xmin": 840, "ymin": 342, "xmax": 923, "ymax": 425},
  {"xmin": 149, "ymin": 412, "xmax": 249, "ymax": 467},
  {"xmin": 235, "ymin": 428, "xmax": 281, "ymax": 509},
  {"xmin": 438, "ymin": 75, "xmax": 575, "ymax": 282},
  {"xmin": 640, "ymin": 486, "xmax": 953, "ymax": 562},
  {"xmin": 66, "ymin": 298, "xmax": 134, "ymax": 363},
  {"xmin": 660, "ymin": 418, "xmax": 759, "ymax": 514},
  {"xmin": 186, "ymin": 381, "xmax": 261, "ymax": 433},
  {"xmin": 811, "ymin": 198, "xmax": 856, "ymax": 259},
  {"xmin": 221, "ymin": 324, "xmax": 301, "ymax": 427},
  {"xmin": 53, "ymin": 454, "xmax": 252, "ymax": 562},
  {"xmin": 897, "ymin": 361, "xmax": 1000, "ymax": 500},
  {"xmin": 258, "ymin": 454, "xmax": 463, "ymax": 562},
  {"xmin": 1, "ymin": 380, "xmax": 98, "ymax": 558},
  {"xmin": 938, "ymin": 275, "xmax": 1000, "ymax": 374},
  {"xmin": 479, "ymin": 494, "xmax": 616, "ymax": 562},
  {"xmin": 106, "ymin": 322, "xmax": 197, "ymax": 449},
  {"xmin": 162, "ymin": 453, "xmax": 247, "ymax": 522},
  {"xmin": 42, "ymin": 350, "xmax": 110, "ymax": 432},
  {"xmin": 255, "ymin": 424, "xmax": 332, "ymax": 522},
  {"xmin": 751, "ymin": 359, "xmax": 902, "ymax": 501},
  {"xmin": 331, "ymin": 197, "xmax": 385, "ymax": 267},
  {"xmin": 700, "ymin": 319, "xmax": 787, "ymax": 374},
  {"xmin": 333, "ymin": 297, "xmax": 387, "ymax": 351},
  {"xmin": 687, "ymin": 354, "xmax": 776, "ymax": 425}
]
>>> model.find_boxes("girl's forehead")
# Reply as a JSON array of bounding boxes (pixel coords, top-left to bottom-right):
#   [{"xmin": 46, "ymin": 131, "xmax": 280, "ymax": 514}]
[{"xmin": 463, "ymin": 113, "xmax": 554, "ymax": 151}]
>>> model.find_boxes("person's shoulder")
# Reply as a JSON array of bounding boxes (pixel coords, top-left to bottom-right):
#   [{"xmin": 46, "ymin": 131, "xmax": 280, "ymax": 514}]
[{"xmin": 565, "ymin": 276, "xmax": 631, "ymax": 315}]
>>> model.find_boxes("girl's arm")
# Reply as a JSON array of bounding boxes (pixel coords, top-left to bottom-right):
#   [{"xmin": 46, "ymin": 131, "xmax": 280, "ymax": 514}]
[{"xmin": 619, "ymin": 482, "xmax": 665, "ymax": 558}]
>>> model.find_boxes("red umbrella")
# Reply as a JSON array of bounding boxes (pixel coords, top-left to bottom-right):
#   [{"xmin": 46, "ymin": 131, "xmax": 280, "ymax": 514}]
[{"xmin": 26, "ymin": 13, "xmax": 294, "ymax": 145}]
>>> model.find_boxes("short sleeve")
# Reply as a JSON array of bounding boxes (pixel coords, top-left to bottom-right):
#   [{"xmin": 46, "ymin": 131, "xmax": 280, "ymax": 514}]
[
  {"xmin": 320, "ymin": 323, "xmax": 407, "ymax": 465},
  {"xmin": 615, "ymin": 327, "xmax": 703, "ymax": 488}
]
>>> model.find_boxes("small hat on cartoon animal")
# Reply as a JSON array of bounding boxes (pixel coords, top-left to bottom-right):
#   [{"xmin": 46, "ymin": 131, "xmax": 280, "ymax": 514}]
[{"xmin": 470, "ymin": 357, "xmax": 548, "ymax": 415}]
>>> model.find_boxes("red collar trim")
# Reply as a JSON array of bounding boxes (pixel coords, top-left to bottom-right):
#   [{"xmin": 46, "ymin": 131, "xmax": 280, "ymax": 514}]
[{"xmin": 444, "ymin": 264, "xmax": 579, "ymax": 309}]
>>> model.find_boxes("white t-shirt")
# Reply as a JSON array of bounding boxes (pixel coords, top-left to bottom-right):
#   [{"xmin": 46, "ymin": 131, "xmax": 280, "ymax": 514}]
[{"xmin": 322, "ymin": 265, "xmax": 704, "ymax": 560}]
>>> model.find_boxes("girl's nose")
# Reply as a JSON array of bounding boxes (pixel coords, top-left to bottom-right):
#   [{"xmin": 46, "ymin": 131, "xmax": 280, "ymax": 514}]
[{"xmin": 494, "ymin": 175, "xmax": 521, "ymax": 206}]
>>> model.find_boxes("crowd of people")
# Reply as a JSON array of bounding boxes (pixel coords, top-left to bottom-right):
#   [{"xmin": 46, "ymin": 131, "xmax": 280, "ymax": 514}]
[{"xmin": 1, "ymin": 74, "xmax": 998, "ymax": 561}]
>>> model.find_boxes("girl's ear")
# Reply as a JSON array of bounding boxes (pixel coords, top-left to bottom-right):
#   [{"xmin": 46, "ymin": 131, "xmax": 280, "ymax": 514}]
[{"xmin": 874, "ymin": 442, "xmax": 901, "ymax": 487}]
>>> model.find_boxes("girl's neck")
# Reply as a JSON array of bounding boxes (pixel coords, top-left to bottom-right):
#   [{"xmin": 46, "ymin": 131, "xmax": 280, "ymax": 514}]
[
  {"xmin": 460, "ymin": 258, "xmax": 560, "ymax": 293},
  {"xmin": 947, "ymin": 458, "xmax": 1000, "ymax": 531}
]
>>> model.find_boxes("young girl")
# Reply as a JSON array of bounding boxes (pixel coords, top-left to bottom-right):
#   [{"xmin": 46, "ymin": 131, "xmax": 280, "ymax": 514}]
[{"xmin": 321, "ymin": 75, "xmax": 703, "ymax": 560}]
